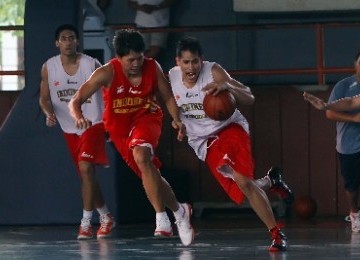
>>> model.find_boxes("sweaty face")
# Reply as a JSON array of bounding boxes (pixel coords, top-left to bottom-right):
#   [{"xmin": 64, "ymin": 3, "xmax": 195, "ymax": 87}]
[
  {"xmin": 56, "ymin": 30, "xmax": 78, "ymax": 55},
  {"xmin": 119, "ymin": 50, "xmax": 144, "ymax": 76},
  {"xmin": 176, "ymin": 50, "xmax": 203, "ymax": 85}
]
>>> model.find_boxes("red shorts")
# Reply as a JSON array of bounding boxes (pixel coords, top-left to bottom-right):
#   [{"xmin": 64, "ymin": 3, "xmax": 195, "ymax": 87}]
[
  {"xmin": 64, "ymin": 123, "xmax": 109, "ymax": 173},
  {"xmin": 205, "ymin": 123, "xmax": 254, "ymax": 205},
  {"xmin": 109, "ymin": 113, "xmax": 162, "ymax": 178}
]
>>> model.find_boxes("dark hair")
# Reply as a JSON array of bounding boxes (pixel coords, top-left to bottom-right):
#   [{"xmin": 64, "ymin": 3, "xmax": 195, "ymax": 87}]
[
  {"xmin": 55, "ymin": 24, "xmax": 79, "ymax": 41},
  {"xmin": 176, "ymin": 37, "xmax": 203, "ymax": 58},
  {"xmin": 112, "ymin": 29, "xmax": 145, "ymax": 57}
]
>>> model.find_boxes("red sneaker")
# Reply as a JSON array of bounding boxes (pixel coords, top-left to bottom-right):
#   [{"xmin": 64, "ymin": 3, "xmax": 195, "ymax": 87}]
[
  {"xmin": 269, "ymin": 227, "xmax": 288, "ymax": 252},
  {"xmin": 77, "ymin": 218, "xmax": 93, "ymax": 240},
  {"xmin": 97, "ymin": 213, "xmax": 116, "ymax": 239}
]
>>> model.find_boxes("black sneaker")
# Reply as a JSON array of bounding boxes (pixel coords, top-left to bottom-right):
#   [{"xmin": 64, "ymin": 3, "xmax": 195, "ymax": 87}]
[
  {"xmin": 269, "ymin": 227, "xmax": 288, "ymax": 252},
  {"xmin": 267, "ymin": 167, "xmax": 294, "ymax": 205}
]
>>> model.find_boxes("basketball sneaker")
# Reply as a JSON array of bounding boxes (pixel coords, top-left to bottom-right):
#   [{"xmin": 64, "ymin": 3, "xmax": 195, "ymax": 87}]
[
  {"xmin": 97, "ymin": 213, "xmax": 116, "ymax": 239},
  {"xmin": 77, "ymin": 218, "xmax": 93, "ymax": 240},
  {"xmin": 269, "ymin": 227, "xmax": 288, "ymax": 252},
  {"xmin": 267, "ymin": 167, "xmax": 294, "ymax": 205},
  {"xmin": 175, "ymin": 203, "xmax": 194, "ymax": 246},
  {"xmin": 350, "ymin": 211, "xmax": 360, "ymax": 233},
  {"xmin": 154, "ymin": 217, "xmax": 173, "ymax": 237}
]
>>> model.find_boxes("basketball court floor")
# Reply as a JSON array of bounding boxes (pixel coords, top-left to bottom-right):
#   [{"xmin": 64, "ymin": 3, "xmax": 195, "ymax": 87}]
[{"xmin": 0, "ymin": 212, "xmax": 358, "ymax": 260}]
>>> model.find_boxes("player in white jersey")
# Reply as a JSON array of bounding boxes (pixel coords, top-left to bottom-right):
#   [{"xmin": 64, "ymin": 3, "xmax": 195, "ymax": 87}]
[
  {"xmin": 168, "ymin": 37, "xmax": 292, "ymax": 252},
  {"xmin": 39, "ymin": 24, "xmax": 115, "ymax": 240}
]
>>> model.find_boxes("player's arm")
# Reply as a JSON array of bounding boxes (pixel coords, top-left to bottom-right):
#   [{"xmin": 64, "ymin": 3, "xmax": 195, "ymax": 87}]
[
  {"xmin": 206, "ymin": 63, "xmax": 255, "ymax": 105},
  {"xmin": 69, "ymin": 63, "xmax": 113, "ymax": 129},
  {"xmin": 39, "ymin": 63, "xmax": 57, "ymax": 127},
  {"xmin": 155, "ymin": 62, "xmax": 185, "ymax": 141}
]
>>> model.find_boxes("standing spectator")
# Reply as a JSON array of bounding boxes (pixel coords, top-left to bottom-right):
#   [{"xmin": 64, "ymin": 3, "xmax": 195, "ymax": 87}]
[
  {"xmin": 303, "ymin": 52, "xmax": 360, "ymax": 233},
  {"xmin": 39, "ymin": 24, "xmax": 115, "ymax": 240},
  {"xmin": 127, "ymin": 0, "xmax": 176, "ymax": 59}
]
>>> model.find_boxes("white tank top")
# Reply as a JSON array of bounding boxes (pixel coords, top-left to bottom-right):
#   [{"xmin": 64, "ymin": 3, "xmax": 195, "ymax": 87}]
[
  {"xmin": 169, "ymin": 61, "xmax": 249, "ymax": 161},
  {"xmin": 132, "ymin": 0, "xmax": 170, "ymax": 27},
  {"xmin": 47, "ymin": 54, "xmax": 104, "ymax": 135}
]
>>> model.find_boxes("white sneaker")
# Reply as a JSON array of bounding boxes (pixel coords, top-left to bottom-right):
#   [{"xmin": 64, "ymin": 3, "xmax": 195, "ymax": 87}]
[
  {"xmin": 175, "ymin": 203, "xmax": 194, "ymax": 246},
  {"xmin": 350, "ymin": 211, "xmax": 360, "ymax": 232},
  {"xmin": 154, "ymin": 217, "xmax": 173, "ymax": 237}
]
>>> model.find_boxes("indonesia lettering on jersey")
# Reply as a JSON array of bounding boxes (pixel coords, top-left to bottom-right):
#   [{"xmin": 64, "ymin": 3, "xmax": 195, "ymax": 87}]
[
  {"xmin": 103, "ymin": 58, "xmax": 161, "ymax": 136},
  {"xmin": 47, "ymin": 54, "xmax": 104, "ymax": 135}
]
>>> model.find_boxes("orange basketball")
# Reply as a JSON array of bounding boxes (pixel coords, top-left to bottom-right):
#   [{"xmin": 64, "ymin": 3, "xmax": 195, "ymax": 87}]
[
  {"xmin": 294, "ymin": 196, "xmax": 317, "ymax": 219},
  {"xmin": 203, "ymin": 90, "xmax": 236, "ymax": 121}
]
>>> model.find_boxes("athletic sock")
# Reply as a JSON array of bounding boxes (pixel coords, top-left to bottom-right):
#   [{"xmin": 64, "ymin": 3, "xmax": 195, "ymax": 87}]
[
  {"xmin": 96, "ymin": 205, "xmax": 109, "ymax": 216},
  {"xmin": 173, "ymin": 203, "xmax": 185, "ymax": 220},
  {"xmin": 82, "ymin": 209, "xmax": 93, "ymax": 223},
  {"xmin": 256, "ymin": 176, "xmax": 271, "ymax": 189},
  {"xmin": 156, "ymin": 211, "xmax": 168, "ymax": 220}
]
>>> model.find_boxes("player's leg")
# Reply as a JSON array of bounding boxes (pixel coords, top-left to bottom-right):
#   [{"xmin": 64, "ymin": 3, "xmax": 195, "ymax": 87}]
[
  {"xmin": 130, "ymin": 145, "xmax": 193, "ymax": 245},
  {"xmin": 129, "ymin": 115, "xmax": 194, "ymax": 245},
  {"xmin": 78, "ymin": 124, "xmax": 115, "ymax": 239},
  {"xmin": 77, "ymin": 161, "xmax": 96, "ymax": 240},
  {"xmin": 205, "ymin": 123, "xmax": 287, "ymax": 251}
]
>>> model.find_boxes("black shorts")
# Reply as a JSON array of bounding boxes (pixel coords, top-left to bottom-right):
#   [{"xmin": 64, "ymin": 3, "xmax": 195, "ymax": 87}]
[{"xmin": 338, "ymin": 151, "xmax": 360, "ymax": 192}]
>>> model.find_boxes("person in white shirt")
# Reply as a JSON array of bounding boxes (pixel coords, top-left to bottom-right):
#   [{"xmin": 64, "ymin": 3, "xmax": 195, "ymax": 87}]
[
  {"xmin": 128, "ymin": 0, "xmax": 176, "ymax": 59},
  {"xmin": 39, "ymin": 24, "xmax": 115, "ymax": 240},
  {"xmin": 168, "ymin": 37, "xmax": 292, "ymax": 252}
]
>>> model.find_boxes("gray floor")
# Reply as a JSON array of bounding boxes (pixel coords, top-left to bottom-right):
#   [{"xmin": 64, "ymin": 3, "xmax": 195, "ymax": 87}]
[{"xmin": 0, "ymin": 215, "xmax": 358, "ymax": 260}]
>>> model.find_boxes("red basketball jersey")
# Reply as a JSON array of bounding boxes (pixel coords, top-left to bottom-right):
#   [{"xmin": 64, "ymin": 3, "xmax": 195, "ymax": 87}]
[{"xmin": 103, "ymin": 58, "xmax": 162, "ymax": 136}]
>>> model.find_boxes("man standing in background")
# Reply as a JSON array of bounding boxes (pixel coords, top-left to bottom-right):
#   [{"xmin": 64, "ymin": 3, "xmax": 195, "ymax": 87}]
[{"xmin": 128, "ymin": 0, "xmax": 176, "ymax": 59}]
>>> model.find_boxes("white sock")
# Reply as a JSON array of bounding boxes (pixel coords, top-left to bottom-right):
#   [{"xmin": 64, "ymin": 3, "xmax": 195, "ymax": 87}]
[
  {"xmin": 83, "ymin": 209, "xmax": 93, "ymax": 220},
  {"xmin": 156, "ymin": 211, "xmax": 168, "ymax": 220},
  {"xmin": 255, "ymin": 176, "xmax": 271, "ymax": 190},
  {"xmin": 173, "ymin": 203, "xmax": 185, "ymax": 220},
  {"xmin": 97, "ymin": 205, "xmax": 109, "ymax": 216}
]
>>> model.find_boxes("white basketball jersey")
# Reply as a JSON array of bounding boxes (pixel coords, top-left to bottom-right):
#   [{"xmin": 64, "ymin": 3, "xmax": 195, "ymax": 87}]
[
  {"xmin": 169, "ymin": 61, "xmax": 249, "ymax": 161},
  {"xmin": 46, "ymin": 54, "xmax": 104, "ymax": 135}
]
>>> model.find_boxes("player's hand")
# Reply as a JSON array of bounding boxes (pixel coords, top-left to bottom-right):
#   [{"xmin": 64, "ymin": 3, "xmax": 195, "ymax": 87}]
[
  {"xmin": 45, "ymin": 113, "xmax": 57, "ymax": 127},
  {"xmin": 172, "ymin": 120, "xmax": 186, "ymax": 141},
  {"xmin": 203, "ymin": 82, "xmax": 228, "ymax": 96},
  {"xmin": 303, "ymin": 92, "xmax": 327, "ymax": 110},
  {"xmin": 148, "ymin": 99, "xmax": 161, "ymax": 112},
  {"xmin": 75, "ymin": 117, "xmax": 92, "ymax": 129}
]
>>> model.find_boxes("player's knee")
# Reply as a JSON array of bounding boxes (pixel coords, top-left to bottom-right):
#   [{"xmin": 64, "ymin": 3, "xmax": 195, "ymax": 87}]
[
  {"xmin": 78, "ymin": 161, "xmax": 95, "ymax": 180},
  {"xmin": 133, "ymin": 146, "xmax": 152, "ymax": 169}
]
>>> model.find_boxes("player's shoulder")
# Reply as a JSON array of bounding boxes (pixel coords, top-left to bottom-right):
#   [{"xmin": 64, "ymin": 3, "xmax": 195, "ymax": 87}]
[
  {"xmin": 45, "ymin": 54, "xmax": 59, "ymax": 63},
  {"xmin": 169, "ymin": 65, "xmax": 181, "ymax": 73},
  {"xmin": 79, "ymin": 53, "xmax": 97, "ymax": 62}
]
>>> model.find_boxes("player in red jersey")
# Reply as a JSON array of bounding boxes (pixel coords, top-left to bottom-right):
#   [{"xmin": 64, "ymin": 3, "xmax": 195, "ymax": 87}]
[{"xmin": 68, "ymin": 29, "xmax": 194, "ymax": 246}]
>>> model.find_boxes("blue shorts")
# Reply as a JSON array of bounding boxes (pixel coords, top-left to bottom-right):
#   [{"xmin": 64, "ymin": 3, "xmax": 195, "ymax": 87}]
[{"xmin": 338, "ymin": 151, "xmax": 360, "ymax": 192}]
